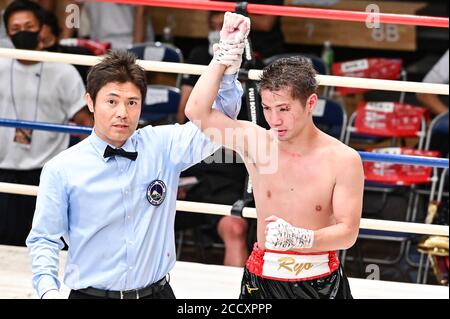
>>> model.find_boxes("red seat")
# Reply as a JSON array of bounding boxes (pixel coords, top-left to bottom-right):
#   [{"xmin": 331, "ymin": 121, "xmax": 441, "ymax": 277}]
[
  {"xmin": 355, "ymin": 102, "xmax": 428, "ymax": 138},
  {"xmin": 364, "ymin": 147, "xmax": 440, "ymax": 186},
  {"xmin": 332, "ymin": 58, "xmax": 402, "ymax": 95}
]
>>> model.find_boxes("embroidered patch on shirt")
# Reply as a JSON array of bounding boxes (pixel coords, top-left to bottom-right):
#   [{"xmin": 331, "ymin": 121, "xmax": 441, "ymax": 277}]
[{"xmin": 146, "ymin": 180, "xmax": 167, "ymax": 206}]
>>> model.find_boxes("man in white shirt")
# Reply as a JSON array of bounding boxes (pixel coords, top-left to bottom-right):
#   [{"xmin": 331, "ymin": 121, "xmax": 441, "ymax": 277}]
[
  {"xmin": 27, "ymin": 49, "xmax": 243, "ymax": 299},
  {"xmin": 80, "ymin": 1, "xmax": 154, "ymax": 50},
  {"xmin": 417, "ymin": 50, "xmax": 449, "ymax": 115},
  {"xmin": 0, "ymin": 0, "xmax": 92, "ymax": 246}
]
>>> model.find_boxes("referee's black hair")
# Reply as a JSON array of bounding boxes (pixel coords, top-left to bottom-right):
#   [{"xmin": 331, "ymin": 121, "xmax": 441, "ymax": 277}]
[{"xmin": 87, "ymin": 51, "xmax": 147, "ymax": 106}]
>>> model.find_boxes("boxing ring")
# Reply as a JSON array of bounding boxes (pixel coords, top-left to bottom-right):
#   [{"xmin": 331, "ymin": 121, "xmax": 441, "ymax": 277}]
[
  {"xmin": 0, "ymin": 0, "xmax": 449, "ymax": 299},
  {"xmin": 0, "ymin": 245, "xmax": 447, "ymax": 299}
]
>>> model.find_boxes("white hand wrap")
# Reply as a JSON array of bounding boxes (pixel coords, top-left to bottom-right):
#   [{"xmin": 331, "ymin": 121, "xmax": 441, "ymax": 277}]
[
  {"xmin": 265, "ymin": 218, "xmax": 314, "ymax": 251},
  {"xmin": 212, "ymin": 41, "xmax": 245, "ymax": 74},
  {"xmin": 212, "ymin": 12, "xmax": 250, "ymax": 75}
]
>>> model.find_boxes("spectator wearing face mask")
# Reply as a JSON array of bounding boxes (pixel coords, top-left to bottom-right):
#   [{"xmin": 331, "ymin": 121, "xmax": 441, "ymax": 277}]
[{"xmin": 0, "ymin": 0, "xmax": 92, "ymax": 247}]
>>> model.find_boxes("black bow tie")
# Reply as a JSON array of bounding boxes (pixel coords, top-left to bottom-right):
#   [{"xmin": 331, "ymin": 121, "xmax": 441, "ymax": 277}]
[{"xmin": 103, "ymin": 145, "xmax": 138, "ymax": 161}]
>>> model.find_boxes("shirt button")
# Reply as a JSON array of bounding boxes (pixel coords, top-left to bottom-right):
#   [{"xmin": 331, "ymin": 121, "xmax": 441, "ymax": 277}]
[
  {"xmin": 127, "ymin": 215, "xmax": 131, "ymax": 219},
  {"xmin": 129, "ymin": 266, "xmax": 133, "ymax": 270}
]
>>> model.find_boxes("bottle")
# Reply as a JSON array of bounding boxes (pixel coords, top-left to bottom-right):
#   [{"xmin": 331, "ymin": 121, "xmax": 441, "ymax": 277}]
[
  {"xmin": 162, "ymin": 15, "xmax": 175, "ymax": 44},
  {"xmin": 321, "ymin": 40, "xmax": 334, "ymax": 75},
  {"xmin": 162, "ymin": 26, "xmax": 173, "ymax": 44}
]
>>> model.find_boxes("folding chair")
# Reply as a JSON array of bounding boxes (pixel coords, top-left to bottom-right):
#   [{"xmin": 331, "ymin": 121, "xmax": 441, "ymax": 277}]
[
  {"xmin": 343, "ymin": 103, "xmax": 430, "ymax": 266},
  {"xmin": 313, "ymin": 98, "xmax": 347, "ymax": 141},
  {"xmin": 416, "ymin": 167, "xmax": 449, "ymax": 284},
  {"xmin": 425, "ymin": 111, "xmax": 449, "ymax": 156},
  {"xmin": 128, "ymin": 41, "xmax": 184, "ymax": 88},
  {"xmin": 331, "ymin": 58, "xmax": 403, "ymax": 97},
  {"xmin": 345, "ymin": 101, "xmax": 427, "ymax": 149},
  {"xmin": 140, "ymin": 85, "xmax": 180, "ymax": 126},
  {"xmin": 409, "ymin": 111, "xmax": 449, "ymax": 224},
  {"xmin": 405, "ymin": 112, "xmax": 449, "ymax": 268},
  {"xmin": 336, "ymin": 57, "xmax": 407, "ymax": 146}
]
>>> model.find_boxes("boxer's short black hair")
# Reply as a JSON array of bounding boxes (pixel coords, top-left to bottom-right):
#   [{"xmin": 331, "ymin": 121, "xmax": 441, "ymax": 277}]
[{"xmin": 259, "ymin": 56, "xmax": 318, "ymax": 106}]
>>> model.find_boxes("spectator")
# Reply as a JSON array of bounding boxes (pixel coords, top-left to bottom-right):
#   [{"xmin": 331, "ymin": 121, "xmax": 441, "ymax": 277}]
[
  {"xmin": 0, "ymin": 0, "xmax": 92, "ymax": 246},
  {"xmin": 214, "ymin": 0, "xmax": 285, "ymax": 60},
  {"xmin": 35, "ymin": 0, "xmax": 77, "ymax": 39},
  {"xmin": 80, "ymin": 1, "xmax": 154, "ymax": 50},
  {"xmin": 417, "ymin": 50, "xmax": 449, "ymax": 115},
  {"xmin": 417, "ymin": 50, "xmax": 449, "ymax": 157},
  {"xmin": 1, "ymin": 0, "xmax": 75, "ymax": 43},
  {"xmin": 39, "ymin": 9, "xmax": 92, "ymax": 83},
  {"xmin": 176, "ymin": 11, "xmax": 249, "ymax": 267},
  {"xmin": 247, "ymin": 0, "xmax": 285, "ymax": 60}
]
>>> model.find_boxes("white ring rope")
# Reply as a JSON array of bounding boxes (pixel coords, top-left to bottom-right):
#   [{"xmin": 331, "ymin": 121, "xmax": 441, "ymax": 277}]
[
  {"xmin": 0, "ymin": 48, "xmax": 448, "ymax": 238},
  {"xmin": 1, "ymin": 182, "xmax": 447, "ymax": 237},
  {"xmin": 0, "ymin": 48, "xmax": 448, "ymax": 95}
]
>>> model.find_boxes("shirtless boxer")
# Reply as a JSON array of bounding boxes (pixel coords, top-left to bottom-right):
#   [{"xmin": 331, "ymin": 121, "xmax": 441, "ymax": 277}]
[{"xmin": 185, "ymin": 12, "xmax": 364, "ymax": 299}]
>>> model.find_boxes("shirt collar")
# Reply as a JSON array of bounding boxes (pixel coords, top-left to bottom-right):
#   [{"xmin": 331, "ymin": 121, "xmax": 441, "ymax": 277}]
[{"xmin": 89, "ymin": 128, "xmax": 137, "ymax": 162}]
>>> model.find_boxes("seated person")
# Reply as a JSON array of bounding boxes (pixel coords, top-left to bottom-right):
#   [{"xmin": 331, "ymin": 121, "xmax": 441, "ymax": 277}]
[
  {"xmin": 179, "ymin": 149, "xmax": 249, "ymax": 267},
  {"xmin": 416, "ymin": 50, "xmax": 449, "ymax": 156},
  {"xmin": 417, "ymin": 50, "xmax": 449, "ymax": 116},
  {"xmin": 176, "ymin": 11, "xmax": 251, "ymax": 267}
]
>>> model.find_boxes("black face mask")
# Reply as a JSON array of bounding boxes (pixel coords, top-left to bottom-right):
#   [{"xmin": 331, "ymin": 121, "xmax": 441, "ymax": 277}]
[{"xmin": 11, "ymin": 31, "xmax": 40, "ymax": 50}]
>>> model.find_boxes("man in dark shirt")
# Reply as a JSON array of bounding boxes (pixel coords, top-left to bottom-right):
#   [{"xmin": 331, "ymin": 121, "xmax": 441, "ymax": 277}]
[
  {"xmin": 39, "ymin": 9, "xmax": 92, "ymax": 84},
  {"xmin": 176, "ymin": 11, "xmax": 249, "ymax": 267},
  {"xmin": 246, "ymin": 0, "xmax": 284, "ymax": 60}
]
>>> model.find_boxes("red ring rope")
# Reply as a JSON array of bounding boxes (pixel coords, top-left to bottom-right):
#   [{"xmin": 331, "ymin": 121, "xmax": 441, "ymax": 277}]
[{"xmin": 96, "ymin": 0, "xmax": 449, "ymax": 28}]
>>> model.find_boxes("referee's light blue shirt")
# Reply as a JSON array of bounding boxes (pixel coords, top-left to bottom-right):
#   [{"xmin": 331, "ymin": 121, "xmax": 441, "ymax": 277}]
[{"xmin": 26, "ymin": 74, "xmax": 242, "ymax": 298}]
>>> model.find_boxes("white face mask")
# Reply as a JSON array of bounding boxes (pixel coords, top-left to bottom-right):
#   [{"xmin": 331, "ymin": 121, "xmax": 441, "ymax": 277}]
[{"xmin": 208, "ymin": 31, "xmax": 220, "ymax": 56}]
